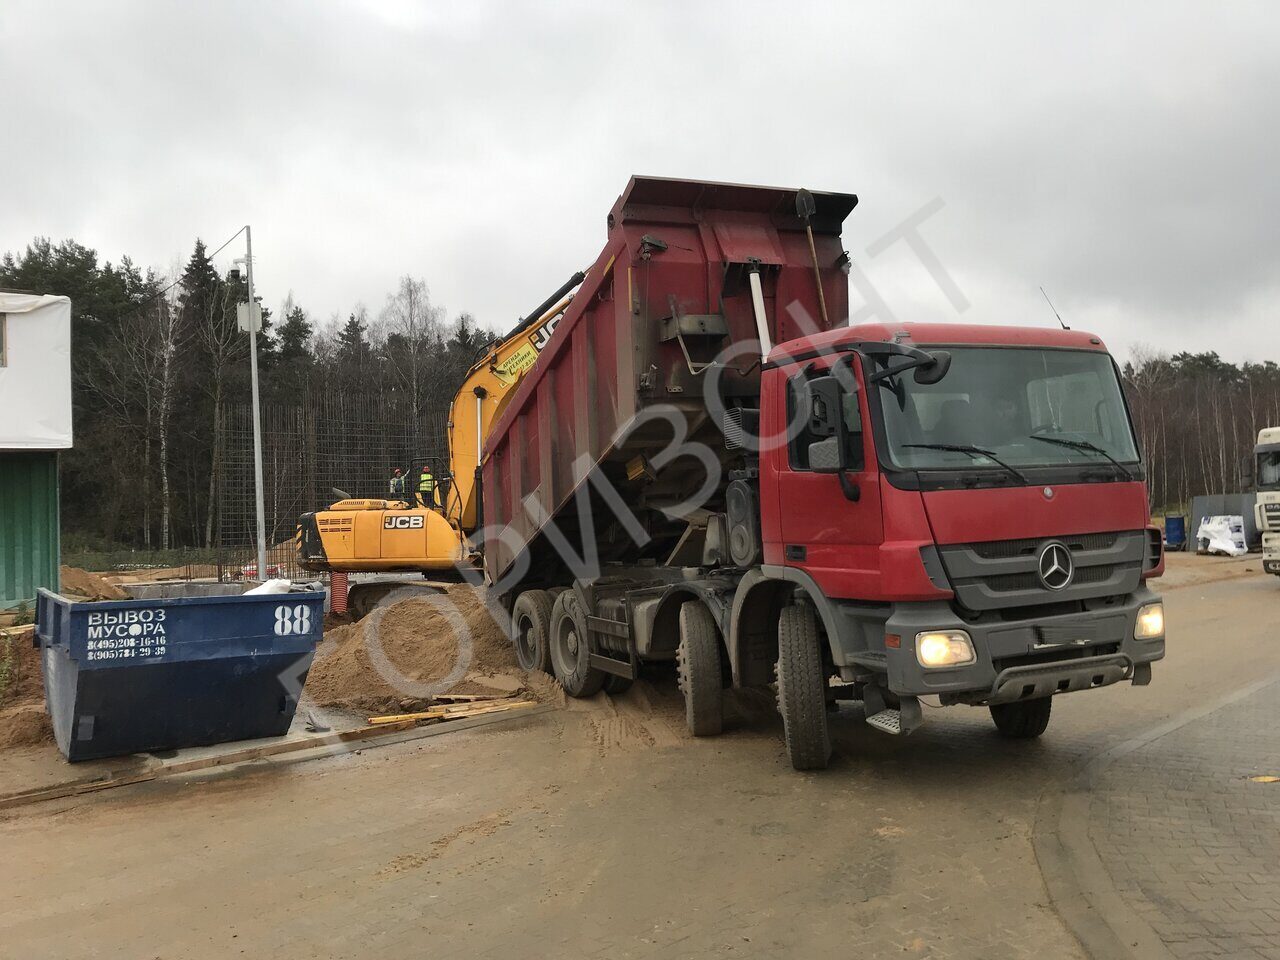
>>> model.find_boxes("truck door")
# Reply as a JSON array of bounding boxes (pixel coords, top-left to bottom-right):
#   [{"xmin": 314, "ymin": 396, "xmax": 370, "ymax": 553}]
[{"xmin": 770, "ymin": 355, "xmax": 884, "ymax": 596}]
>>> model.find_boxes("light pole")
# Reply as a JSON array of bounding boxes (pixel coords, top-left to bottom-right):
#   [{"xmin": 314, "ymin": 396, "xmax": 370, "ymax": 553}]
[{"xmin": 235, "ymin": 226, "xmax": 269, "ymax": 582}]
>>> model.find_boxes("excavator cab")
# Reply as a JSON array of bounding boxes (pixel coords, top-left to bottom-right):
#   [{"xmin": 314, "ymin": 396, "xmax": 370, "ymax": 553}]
[{"xmin": 404, "ymin": 456, "xmax": 453, "ymax": 513}]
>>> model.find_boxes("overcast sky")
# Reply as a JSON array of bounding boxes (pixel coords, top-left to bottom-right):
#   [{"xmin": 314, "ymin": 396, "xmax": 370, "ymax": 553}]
[{"xmin": 3, "ymin": 1, "xmax": 1277, "ymax": 363}]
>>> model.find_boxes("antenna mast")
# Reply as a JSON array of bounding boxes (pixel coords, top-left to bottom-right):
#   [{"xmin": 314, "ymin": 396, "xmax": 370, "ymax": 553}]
[{"xmin": 1040, "ymin": 286, "xmax": 1069, "ymax": 330}]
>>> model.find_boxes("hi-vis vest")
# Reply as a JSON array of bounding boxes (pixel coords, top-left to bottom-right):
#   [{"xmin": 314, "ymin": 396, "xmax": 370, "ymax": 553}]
[
  {"xmin": 418, "ymin": 473, "xmax": 435, "ymax": 493},
  {"xmin": 390, "ymin": 475, "xmax": 405, "ymax": 495}
]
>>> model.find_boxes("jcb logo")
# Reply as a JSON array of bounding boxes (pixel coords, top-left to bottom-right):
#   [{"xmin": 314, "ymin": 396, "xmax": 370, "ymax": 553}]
[
  {"xmin": 529, "ymin": 313, "xmax": 561, "ymax": 352},
  {"xmin": 384, "ymin": 515, "xmax": 425, "ymax": 529}
]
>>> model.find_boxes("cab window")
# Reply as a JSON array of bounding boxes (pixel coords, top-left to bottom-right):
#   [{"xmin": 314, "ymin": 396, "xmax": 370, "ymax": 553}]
[{"xmin": 786, "ymin": 366, "xmax": 864, "ymax": 471}]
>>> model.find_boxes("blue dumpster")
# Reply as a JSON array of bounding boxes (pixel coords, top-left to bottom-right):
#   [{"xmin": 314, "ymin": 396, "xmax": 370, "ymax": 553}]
[
  {"xmin": 35, "ymin": 588, "xmax": 325, "ymax": 762},
  {"xmin": 1164, "ymin": 514, "xmax": 1187, "ymax": 552}
]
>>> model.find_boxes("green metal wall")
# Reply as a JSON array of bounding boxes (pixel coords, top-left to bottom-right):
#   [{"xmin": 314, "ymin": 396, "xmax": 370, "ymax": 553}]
[{"xmin": 0, "ymin": 452, "xmax": 60, "ymax": 610}]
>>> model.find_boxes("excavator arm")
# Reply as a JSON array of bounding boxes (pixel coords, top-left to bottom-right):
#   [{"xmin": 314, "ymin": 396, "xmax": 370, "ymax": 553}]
[
  {"xmin": 296, "ymin": 268, "xmax": 593, "ymax": 594},
  {"xmin": 446, "ymin": 269, "xmax": 589, "ymax": 533}
]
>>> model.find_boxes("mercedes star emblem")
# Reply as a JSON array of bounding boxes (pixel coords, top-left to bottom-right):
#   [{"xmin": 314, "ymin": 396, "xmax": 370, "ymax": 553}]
[{"xmin": 1038, "ymin": 541, "xmax": 1074, "ymax": 590}]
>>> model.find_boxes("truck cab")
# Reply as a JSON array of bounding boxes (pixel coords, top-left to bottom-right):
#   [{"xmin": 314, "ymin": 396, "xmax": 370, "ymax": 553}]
[
  {"xmin": 744, "ymin": 323, "xmax": 1164, "ymax": 755},
  {"xmin": 1253, "ymin": 427, "xmax": 1280, "ymax": 575}
]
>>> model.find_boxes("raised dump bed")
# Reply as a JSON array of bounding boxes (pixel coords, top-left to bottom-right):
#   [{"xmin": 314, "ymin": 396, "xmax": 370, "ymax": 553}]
[
  {"xmin": 481, "ymin": 176, "xmax": 855, "ymax": 586},
  {"xmin": 34, "ymin": 587, "xmax": 324, "ymax": 761}
]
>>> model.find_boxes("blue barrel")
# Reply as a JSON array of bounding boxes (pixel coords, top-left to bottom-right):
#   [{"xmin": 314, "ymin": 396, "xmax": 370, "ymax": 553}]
[
  {"xmin": 35, "ymin": 588, "xmax": 324, "ymax": 762},
  {"xmin": 1164, "ymin": 515, "xmax": 1187, "ymax": 551}
]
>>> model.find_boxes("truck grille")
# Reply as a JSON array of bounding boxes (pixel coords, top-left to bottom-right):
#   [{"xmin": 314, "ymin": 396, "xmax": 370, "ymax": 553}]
[
  {"xmin": 937, "ymin": 530, "xmax": 1146, "ymax": 611},
  {"xmin": 968, "ymin": 532, "xmax": 1118, "ymax": 560}
]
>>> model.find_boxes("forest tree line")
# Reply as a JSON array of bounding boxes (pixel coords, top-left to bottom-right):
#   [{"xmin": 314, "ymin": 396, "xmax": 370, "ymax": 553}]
[
  {"xmin": 1, "ymin": 237, "xmax": 487, "ymax": 553},
  {"xmin": 1123, "ymin": 348, "xmax": 1280, "ymax": 512},
  {"xmin": 3, "ymin": 236, "xmax": 1278, "ymax": 553}
]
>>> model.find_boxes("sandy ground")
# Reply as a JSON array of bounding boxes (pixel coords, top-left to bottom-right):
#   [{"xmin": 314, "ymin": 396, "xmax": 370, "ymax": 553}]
[
  {"xmin": 2, "ymin": 561, "xmax": 1277, "ymax": 958},
  {"xmin": 57, "ymin": 566, "xmax": 128, "ymax": 600},
  {"xmin": 1158, "ymin": 547, "xmax": 1269, "ymax": 589}
]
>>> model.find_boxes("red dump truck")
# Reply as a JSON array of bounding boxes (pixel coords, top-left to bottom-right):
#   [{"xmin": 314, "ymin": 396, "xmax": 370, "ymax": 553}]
[{"xmin": 480, "ymin": 176, "xmax": 1165, "ymax": 769}]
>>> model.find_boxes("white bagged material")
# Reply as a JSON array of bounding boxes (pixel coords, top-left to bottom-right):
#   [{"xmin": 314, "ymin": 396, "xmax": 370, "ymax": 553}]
[
  {"xmin": 244, "ymin": 578, "xmax": 293, "ymax": 595},
  {"xmin": 0, "ymin": 293, "xmax": 73, "ymax": 449},
  {"xmin": 1196, "ymin": 515, "xmax": 1247, "ymax": 556}
]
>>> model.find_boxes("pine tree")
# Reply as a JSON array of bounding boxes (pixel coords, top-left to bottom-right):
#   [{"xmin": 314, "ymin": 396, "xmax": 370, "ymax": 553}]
[
  {"xmin": 268, "ymin": 303, "xmax": 315, "ymax": 398},
  {"xmin": 278, "ymin": 305, "xmax": 313, "ymax": 364},
  {"xmin": 337, "ymin": 311, "xmax": 370, "ymax": 366},
  {"xmin": 178, "ymin": 239, "xmax": 220, "ymax": 326}
]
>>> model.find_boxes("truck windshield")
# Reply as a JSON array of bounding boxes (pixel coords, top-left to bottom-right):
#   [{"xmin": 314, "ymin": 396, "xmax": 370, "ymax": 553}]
[
  {"xmin": 874, "ymin": 347, "xmax": 1140, "ymax": 473},
  {"xmin": 1258, "ymin": 450, "xmax": 1280, "ymax": 490}
]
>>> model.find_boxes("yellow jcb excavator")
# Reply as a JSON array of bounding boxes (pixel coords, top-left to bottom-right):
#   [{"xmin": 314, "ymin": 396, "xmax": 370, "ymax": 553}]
[{"xmin": 296, "ymin": 269, "xmax": 589, "ymax": 615}]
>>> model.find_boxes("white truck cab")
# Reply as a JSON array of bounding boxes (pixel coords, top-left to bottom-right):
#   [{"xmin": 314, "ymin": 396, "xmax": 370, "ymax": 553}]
[{"xmin": 1254, "ymin": 427, "xmax": 1280, "ymax": 576}]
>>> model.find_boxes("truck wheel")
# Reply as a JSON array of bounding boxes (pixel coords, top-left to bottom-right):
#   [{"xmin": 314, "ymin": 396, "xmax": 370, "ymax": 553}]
[
  {"xmin": 989, "ymin": 697, "xmax": 1052, "ymax": 738},
  {"xmin": 677, "ymin": 602, "xmax": 724, "ymax": 737},
  {"xmin": 549, "ymin": 590, "xmax": 606, "ymax": 698},
  {"xmin": 776, "ymin": 604, "xmax": 831, "ymax": 770},
  {"xmin": 510, "ymin": 590, "xmax": 554, "ymax": 674}
]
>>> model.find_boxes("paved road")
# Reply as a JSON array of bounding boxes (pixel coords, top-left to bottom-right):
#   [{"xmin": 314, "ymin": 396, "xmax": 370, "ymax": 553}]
[
  {"xmin": 3, "ymin": 565, "xmax": 1277, "ymax": 960},
  {"xmin": 1089, "ymin": 680, "xmax": 1280, "ymax": 959}
]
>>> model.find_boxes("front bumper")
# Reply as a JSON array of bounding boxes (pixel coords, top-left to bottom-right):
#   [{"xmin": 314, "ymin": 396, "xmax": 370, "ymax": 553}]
[
  {"xmin": 829, "ymin": 585, "xmax": 1164, "ymax": 705},
  {"xmin": 1263, "ymin": 533, "xmax": 1280, "ymax": 576}
]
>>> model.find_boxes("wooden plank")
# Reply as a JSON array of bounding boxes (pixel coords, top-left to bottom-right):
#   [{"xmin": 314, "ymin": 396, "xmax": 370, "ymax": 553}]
[
  {"xmin": 0, "ymin": 771, "xmax": 159, "ymax": 810},
  {"xmin": 0, "ymin": 705, "xmax": 555, "ymax": 812},
  {"xmin": 158, "ymin": 720, "xmax": 419, "ymax": 774},
  {"xmin": 367, "ymin": 699, "xmax": 538, "ymax": 725}
]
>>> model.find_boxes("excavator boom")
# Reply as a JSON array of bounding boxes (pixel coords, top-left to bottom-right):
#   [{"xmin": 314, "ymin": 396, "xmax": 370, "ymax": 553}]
[
  {"xmin": 295, "ymin": 269, "xmax": 591, "ymax": 592},
  {"xmin": 446, "ymin": 269, "xmax": 588, "ymax": 533}
]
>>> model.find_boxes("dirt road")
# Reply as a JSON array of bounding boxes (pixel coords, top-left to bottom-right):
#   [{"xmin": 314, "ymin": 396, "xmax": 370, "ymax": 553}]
[{"xmin": 3, "ymin": 563, "xmax": 1278, "ymax": 960}]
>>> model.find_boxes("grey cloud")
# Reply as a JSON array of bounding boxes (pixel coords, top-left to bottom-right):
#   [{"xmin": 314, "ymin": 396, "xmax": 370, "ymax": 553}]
[{"xmin": 2, "ymin": 0, "xmax": 1276, "ymax": 362}]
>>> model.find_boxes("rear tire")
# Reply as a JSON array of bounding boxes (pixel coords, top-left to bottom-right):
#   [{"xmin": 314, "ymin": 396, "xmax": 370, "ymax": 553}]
[
  {"xmin": 990, "ymin": 697, "xmax": 1052, "ymax": 738},
  {"xmin": 549, "ymin": 590, "xmax": 606, "ymax": 698},
  {"xmin": 510, "ymin": 590, "xmax": 554, "ymax": 674},
  {"xmin": 776, "ymin": 604, "xmax": 831, "ymax": 770},
  {"xmin": 677, "ymin": 602, "xmax": 724, "ymax": 737}
]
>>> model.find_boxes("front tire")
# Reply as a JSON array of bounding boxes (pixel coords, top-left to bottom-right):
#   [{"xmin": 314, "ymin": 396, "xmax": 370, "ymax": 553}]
[
  {"xmin": 776, "ymin": 604, "xmax": 831, "ymax": 770},
  {"xmin": 549, "ymin": 590, "xmax": 606, "ymax": 698},
  {"xmin": 510, "ymin": 590, "xmax": 554, "ymax": 674},
  {"xmin": 677, "ymin": 602, "xmax": 724, "ymax": 736},
  {"xmin": 990, "ymin": 697, "xmax": 1052, "ymax": 738}
]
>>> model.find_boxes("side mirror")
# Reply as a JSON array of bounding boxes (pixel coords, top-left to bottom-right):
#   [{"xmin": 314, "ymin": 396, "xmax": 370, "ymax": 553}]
[
  {"xmin": 914, "ymin": 350, "xmax": 951, "ymax": 385},
  {"xmin": 805, "ymin": 376, "xmax": 848, "ymax": 474}
]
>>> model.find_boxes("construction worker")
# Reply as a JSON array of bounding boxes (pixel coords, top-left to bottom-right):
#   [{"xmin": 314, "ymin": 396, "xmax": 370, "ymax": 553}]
[
  {"xmin": 416, "ymin": 465, "xmax": 437, "ymax": 510},
  {"xmin": 388, "ymin": 467, "xmax": 407, "ymax": 505}
]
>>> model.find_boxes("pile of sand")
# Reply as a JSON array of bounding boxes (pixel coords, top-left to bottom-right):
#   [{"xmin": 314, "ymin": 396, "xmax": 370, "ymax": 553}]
[
  {"xmin": 59, "ymin": 566, "xmax": 128, "ymax": 601},
  {"xmin": 306, "ymin": 583, "xmax": 560, "ymax": 714},
  {"xmin": 0, "ymin": 627, "xmax": 53, "ymax": 749}
]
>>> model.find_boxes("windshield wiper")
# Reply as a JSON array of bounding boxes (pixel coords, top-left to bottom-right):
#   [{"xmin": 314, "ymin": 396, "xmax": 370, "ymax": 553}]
[
  {"xmin": 1028, "ymin": 434, "xmax": 1134, "ymax": 480},
  {"xmin": 902, "ymin": 443, "xmax": 1030, "ymax": 484}
]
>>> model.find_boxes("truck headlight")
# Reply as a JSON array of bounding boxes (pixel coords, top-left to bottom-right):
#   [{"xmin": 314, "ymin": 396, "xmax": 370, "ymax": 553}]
[
  {"xmin": 1134, "ymin": 602, "xmax": 1164, "ymax": 640},
  {"xmin": 915, "ymin": 630, "xmax": 976, "ymax": 668}
]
